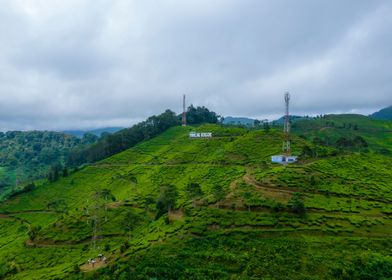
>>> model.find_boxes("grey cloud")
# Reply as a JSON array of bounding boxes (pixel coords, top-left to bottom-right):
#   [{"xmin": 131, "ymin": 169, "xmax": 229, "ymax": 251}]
[{"xmin": 0, "ymin": 0, "xmax": 391, "ymax": 131}]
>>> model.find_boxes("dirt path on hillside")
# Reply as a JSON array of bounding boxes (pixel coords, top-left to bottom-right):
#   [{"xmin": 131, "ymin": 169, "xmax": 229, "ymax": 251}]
[
  {"xmin": 243, "ymin": 173, "xmax": 296, "ymax": 194},
  {"xmin": 80, "ymin": 259, "xmax": 108, "ymax": 272},
  {"xmin": 243, "ymin": 170, "xmax": 391, "ymax": 204},
  {"xmin": 242, "ymin": 172, "xmax": 294, "ymax": 203}
]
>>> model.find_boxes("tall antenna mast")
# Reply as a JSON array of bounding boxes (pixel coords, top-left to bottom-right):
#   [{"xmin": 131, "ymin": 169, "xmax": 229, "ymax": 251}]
[
  {"xmin": 182, "ymin": 94, "xmax": 186, "ymax": 127},
  {"xmin": 283, "ymin": 92, "xmax": 291, "ymax": 156}
]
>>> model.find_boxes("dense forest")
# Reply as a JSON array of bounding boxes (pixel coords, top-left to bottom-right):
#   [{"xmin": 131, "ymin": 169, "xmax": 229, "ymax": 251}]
[{"xmin": 0, "ymin": 131, "xmax": 98, "ymax": 199}]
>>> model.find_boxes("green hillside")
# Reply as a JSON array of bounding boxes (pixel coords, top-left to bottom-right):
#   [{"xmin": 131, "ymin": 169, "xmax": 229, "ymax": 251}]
[
  {"xmin": 292, "ymin": 114, "xmax": 392, "ymax": 153},
  {"xmin": 0, "ymin": 131, "xmax": 97, "ymax": 200},
  {"xmin": 0, "ymin": 123, "xmax": 391, "ymax": 279}
]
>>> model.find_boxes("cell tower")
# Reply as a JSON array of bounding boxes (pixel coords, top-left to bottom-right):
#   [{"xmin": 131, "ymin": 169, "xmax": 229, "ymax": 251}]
[
  {"xmin": 282, "ymin": 92, "xmax": 291, "ymax": 156},
  {"xmin": 271, "ymin": 92, "xmax": 297, "ymax": 164},
  {"xmin": 182, "ymin": 94, "xmax": 187, "ymax": 126}
]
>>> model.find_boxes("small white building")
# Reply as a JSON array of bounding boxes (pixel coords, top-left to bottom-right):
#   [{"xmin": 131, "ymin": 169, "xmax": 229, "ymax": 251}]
[
  {"xmin": 189, "ymin": 132, "xmax": 212, "ymax": 138},
  {"xmin": 271, "ymin": 155, "xmax": 297, "ymax": 164}
]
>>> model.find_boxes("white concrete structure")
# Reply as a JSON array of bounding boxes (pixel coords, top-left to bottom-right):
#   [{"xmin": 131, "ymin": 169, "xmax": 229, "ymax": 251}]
[
  {"xmin": 189, "ymin": 132, "xmax": 212, "ymax": 138},
  {"xmin": 271, "ymin": 155, "xmax": 297, "ymax": 164},
  {"xmin": 271, "ymin": 155, "xmax": 284, "ymax": 163}
]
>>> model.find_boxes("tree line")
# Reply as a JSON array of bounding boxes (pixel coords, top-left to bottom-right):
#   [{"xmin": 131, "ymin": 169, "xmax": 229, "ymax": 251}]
[{"xmin": 67, "ymin": 106, "xmax": 219, "ymax": 166}]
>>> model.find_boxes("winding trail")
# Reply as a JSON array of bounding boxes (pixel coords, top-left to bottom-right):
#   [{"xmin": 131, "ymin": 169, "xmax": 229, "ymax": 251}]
[{"xmin": 243, "ymin": 169, "xmax": 392, "ymax": 204}]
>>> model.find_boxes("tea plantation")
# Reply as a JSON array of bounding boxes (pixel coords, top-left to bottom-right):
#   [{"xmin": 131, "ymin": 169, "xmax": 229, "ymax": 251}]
[{"xmin": 0, "ymin": 121, "xmax": 391, "ymax": 279}]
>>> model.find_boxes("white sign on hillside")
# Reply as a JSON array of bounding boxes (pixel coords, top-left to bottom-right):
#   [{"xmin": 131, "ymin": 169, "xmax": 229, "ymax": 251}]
[{"xmin": 189, "ymin": 132, "xmax": 212, "ymax": 138}]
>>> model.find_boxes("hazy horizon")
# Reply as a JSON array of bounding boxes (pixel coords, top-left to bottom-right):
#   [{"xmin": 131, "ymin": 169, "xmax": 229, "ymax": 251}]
[{"xmin": 0, "ymin": 106, "xmax": 386, "ymax": 132}]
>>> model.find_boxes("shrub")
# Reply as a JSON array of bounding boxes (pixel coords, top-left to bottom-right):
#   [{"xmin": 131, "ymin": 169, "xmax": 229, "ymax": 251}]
[
  {"xmin": 120, "ymin": 242, "xmax": 130, "ymax": 253},
  {"xmin": 289, "ymin": 193, "xmax": 306, "ymax": 214},
  {"xmin": 271, "ymin": 202, "xmax": 285, "ymax": 212}
]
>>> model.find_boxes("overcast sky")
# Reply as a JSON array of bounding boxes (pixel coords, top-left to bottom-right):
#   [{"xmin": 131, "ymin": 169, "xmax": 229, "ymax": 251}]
[{"xmin": 0, "ymin": 0, "xmax": 391, "ymax": 131}]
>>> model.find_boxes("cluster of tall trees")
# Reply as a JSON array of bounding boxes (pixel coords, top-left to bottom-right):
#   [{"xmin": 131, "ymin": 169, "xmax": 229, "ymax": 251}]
[
  {"xmin": 67, "ymin": 106, "xmax": 219, "ymax": 166},
  {"xmin": 186, "ymin": 105, "xmax": 219, "ymax": 124}
]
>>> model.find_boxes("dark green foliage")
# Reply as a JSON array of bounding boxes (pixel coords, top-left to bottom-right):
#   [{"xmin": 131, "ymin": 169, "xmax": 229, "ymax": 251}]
[
  {"xmin": 67, "ymin": 110, "xmax": 180, "ymax": 166},
  {"xmin": 81, "ymin": 132, "xmax": 99, "ymax": 144},
  {"xmin": 313, "ymin": 137, "xmax": 326, "ymax": 146},
  {"xmin": 301, "ymin": 145, "xmax": 314, "ymax": 158},
  {"xmin": 8, "ymin": 182, "xmax": 36, "ymax": 198},
  {"xmin": 333, "ymin": 253, "xmax": 392, "ymax": 280},
  {"xmin": 335, "ymin": 137, "xmax": 352, "ymax": 148},
  {"xmin": 289, "ymin": 193, "xmax": 306, "ymax": 214},
  {"xmin": 98, "ymin": 188, "xmax": 115, "ymax": 203},
  {"xmin": 47, "ymin": 163, "xmax": 63, "ymax": 182},
  {"xmin": 47, "ymin": 199, "xmax": 67, "ymax": 212},
  {"xmin": 310, "ymin": 175, "xmax": 316, "ymax": 186},
  {"xmin": 186, "ymin": 105, "xmax": 219, "ymax": 124},
  {"xmin": 0, "ymin": 262, "xmax": 17, "ymax": 278},
  {"xmin": 184, "ymin": 182, "xmax": 203, "ymax": 205},
  {"xmin": 28, "ymin": 225, "xmax": 41, "ymax": 241},
  {"xmin": 336, "ymin": 136, "xmax": 368, "ymax": 150},
  {"xmin": 352, "ymin": 136, "xmax": 368, "ymax": 148},
  {"xmin": 73, "ymin": 264, "xmax": 81, "ymax": 274},
  {"xmin": 271, "ymin": 202, "xmax": 285, "ymax": 212},
  {"xmin": 122, "ymin": 210, "xmax": 140, "ymax": 241},
  {"xmin": 263, "ymin": 121, "xmax": 270, "ymax": 132},
  {"xmin": 0, "ymin": 131, "xmax": 96, "ymax": 198},
  {"xmin": 156, "ymin": 185, "xmax": 178, "ymax": 218},
  {"xmin": 120, "ymin": 241, "xmax": 130, "ymax": 253},
  {"xmin": 211, "ymin": 184, "xmax": 226, "ymax": 204},
  {"xmin": 62, "ymin": 167, "xmax": 69, "ymax": 177}
]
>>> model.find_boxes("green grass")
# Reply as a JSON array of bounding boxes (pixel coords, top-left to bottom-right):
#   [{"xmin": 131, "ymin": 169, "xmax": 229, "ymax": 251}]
[
  {"xmin": 0, "ymin": 121, "xmax": 391, "ymax": 279},
  {"xmin": 292, "ymin": 114, "xmax": 392, "ymax": 152}
]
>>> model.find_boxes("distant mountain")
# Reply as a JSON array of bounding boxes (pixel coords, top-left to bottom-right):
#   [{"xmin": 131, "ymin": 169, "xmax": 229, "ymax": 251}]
[
  {"xmin": 370, "ymin": 106, "xmax": 392, "ymax": 120},
  {"xmin": 223, "ymin": 116, "xmax": 256, "ymax": 126},
  {"xmin": 273, "ymin": 115, "xmax": 306, "ymax": 125},
  {"xmin": 63, "ymin": 127, "xmax": 124, "ymax": 138},
  {"xmin": 223, "ymin": 115, "xmax": 307, "ymax": 126}
]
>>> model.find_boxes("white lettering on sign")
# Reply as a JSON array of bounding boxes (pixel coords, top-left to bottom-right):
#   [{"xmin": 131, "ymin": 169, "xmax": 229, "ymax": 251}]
[{"xmin": 189, "ymin": 132, "xmax": 212, "ymax": 138}]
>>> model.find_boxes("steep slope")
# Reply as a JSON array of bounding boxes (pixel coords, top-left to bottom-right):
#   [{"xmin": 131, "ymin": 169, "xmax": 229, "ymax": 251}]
[
  {"xmin": 0, "ymin": 124, "xmax": 391, "ymax": 279},
  {"xmin": 370, "ymin": 105, "xmax": 392, "ymax": 120}
]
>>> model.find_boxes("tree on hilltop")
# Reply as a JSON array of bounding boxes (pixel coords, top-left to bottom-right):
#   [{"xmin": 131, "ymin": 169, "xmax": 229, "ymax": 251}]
[{"xmin": 186, "ymin": 105, "xmax": 219, "ymax": 124}]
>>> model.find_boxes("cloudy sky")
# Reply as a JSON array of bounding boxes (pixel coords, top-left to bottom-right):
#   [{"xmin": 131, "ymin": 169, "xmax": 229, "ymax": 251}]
[{"xmin": 0, "ymin": 0, "xmax": 391, "ymax": 130}]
